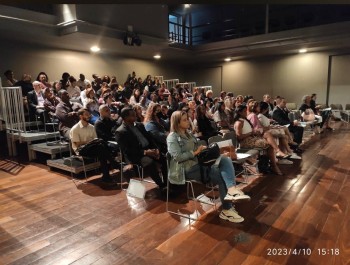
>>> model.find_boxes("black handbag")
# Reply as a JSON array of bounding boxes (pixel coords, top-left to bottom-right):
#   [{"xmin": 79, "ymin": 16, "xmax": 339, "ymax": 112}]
[
  {"xmin": 197, "ymin": 143, "xmax": 220, "ymax": 167},
  {"xmin": 76, "ymin": 138, "xmax": 105, "ymax": 154}
]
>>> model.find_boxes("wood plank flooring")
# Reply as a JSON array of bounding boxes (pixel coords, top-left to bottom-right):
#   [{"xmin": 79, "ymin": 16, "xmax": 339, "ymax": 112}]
[{"xmin": 0, "ymin": 122, "xmax": 349, "ymax": 265}]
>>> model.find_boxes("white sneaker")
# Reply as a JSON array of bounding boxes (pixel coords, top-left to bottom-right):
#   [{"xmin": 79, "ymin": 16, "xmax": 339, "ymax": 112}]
[
  {"xmin": 277, "ymin": 159, "xmax": 293, "ymax": 165},
  {"xmin": 219, "ymin": 207, "xmax": 244, "ymax": 223},
  {"xmin": 224, "ymin": 187, "xmax": 251, "ymax": 202},
  {"xmin": 289, "ymin": 153, "xmax": 301, "ymax": 160}
]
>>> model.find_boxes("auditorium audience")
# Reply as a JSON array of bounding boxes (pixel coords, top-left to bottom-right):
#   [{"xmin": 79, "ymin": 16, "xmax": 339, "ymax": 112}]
[{"xmin": 4, "ymin": 68, "xmax": 344, "ymax": 212}]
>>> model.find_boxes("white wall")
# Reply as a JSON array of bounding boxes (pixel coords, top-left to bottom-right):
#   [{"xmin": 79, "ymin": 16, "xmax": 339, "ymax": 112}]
[{"xmin": 0, "ymin": 42, "xmax": 183, "ymax": 85}]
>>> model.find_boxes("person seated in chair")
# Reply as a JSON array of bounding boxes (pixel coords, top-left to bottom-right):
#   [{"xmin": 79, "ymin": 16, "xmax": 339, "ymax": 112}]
[
  {"xmin": 27, "ymin": 81, "xmax": 48, "ymax": 124},
  {"xmin": 70, "ymin": 108, "xmax": 118, "ymax": 183},
  {"xmin": 36, "ymin": 72, "xmax": 51, "ymax": 88},
  {"xmin": 44, "ymin": 87, "xmax": 60, "ymax": 116},
  {"xmin": 194, "ymin": 104, "xmax": 220, "ymax": 142},
  {"xmin": 95, "ymin": 104, "xmax": 120, "ymax": 156},
  {"xmin": 115, "ymin": 107, "xmax": 167, "ymax": 191},
  {"xmin": 3, "ymin": 69, "xmax": 18, "ymax": 87},
  {"xmin": 55, "ymin": 89, "xmax": 82, "ymax": 140},
  {"xmin": 144, "ymin": 103, "xmax": 169, "ymax": 155},
  {"xmin": 167, "ymin": 110, "xmax": 250, "ymax": 223},
  {"xmin": 272, "ymin": 97, "xmax": 304, "ymax": 150},
  {"xmin": 14, "ymin": 74, "xmax": 33, "ymax": 97},
  {"xmin": 310, "ymin": 93, "xmax": 334, "ymax": 129},
  {"xmin": 299, "ymin": 95, "xmax": 323, "ymax": 133}
]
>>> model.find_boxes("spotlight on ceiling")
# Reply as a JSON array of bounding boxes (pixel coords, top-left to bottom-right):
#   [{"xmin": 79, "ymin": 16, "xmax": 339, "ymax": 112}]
[
  {"xmin": 153, "ymin": 54, "xmax": 161, "ymax": 59},
  {"xmin": 184, "ymin": 4, "xmax": 191, "ymax": 8},
  {"xmin": 299, "ymin": 48, "xmax": 307, "ymax": 53},
  {"xmin": 224, "ymin": 57, "xmax": 231, "ymax": 62},
  {"xmin": 90, "ymin": 46, "xmax": 100, "ymax": 52}
]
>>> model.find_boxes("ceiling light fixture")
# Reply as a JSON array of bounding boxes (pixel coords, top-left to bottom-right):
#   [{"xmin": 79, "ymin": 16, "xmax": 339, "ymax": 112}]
[
  {"xmin": 224, "ymin": 57, "xmax": 231, "ymax": 62},
  {"xmin": 184, "ymin": 4, "xmax": 191, "ymax": 8},
  {"xmin": 90, "ymin": 46, "xmax": 100, "ymax": 52},
  {"xmin": 299, "ymin": 48, "xmax": 307, "ymax": 53},
  {"xmin": 153, "ymin": 54, "xmax": 161, "ymax": 59}
]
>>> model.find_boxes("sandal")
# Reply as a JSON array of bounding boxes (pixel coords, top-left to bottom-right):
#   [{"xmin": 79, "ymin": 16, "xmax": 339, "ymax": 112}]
[{"xmin": 276, "ymin": 151, "xmax": 291, "ymax": 159}]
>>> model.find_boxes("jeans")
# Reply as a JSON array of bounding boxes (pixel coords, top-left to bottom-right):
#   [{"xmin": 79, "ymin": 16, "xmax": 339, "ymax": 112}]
[{"xmin": 185, "ymin": 156, "xmax": 236, "ymax": 210}]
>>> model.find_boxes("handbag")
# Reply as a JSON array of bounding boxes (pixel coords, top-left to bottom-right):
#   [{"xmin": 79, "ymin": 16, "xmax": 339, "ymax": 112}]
[
  {"xmin": 76, "ymin": 138, "xmax": 105, "ymax": 155},
  {"xmin": 197, "ymin": 143, "xmax": 220, "ymax": 167}
]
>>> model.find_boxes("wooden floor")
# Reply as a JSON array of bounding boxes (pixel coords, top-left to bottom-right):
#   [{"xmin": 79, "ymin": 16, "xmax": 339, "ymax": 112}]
[{"xmin": 0, "ymin": 123, "xmax": 349, "ymax": 265}]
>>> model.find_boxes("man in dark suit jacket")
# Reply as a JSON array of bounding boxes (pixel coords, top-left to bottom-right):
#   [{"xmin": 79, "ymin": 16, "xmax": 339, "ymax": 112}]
[
  {"xmin": 27, "ymin": 81, "xmax": 48, "ymax": 124},
  {"xmin": 115, "ymin": 107, "xmax": 167, "ymax": 190},
  {"xmin": 272, "ymin": 97, "xmax": 304, "ymax": 146}
]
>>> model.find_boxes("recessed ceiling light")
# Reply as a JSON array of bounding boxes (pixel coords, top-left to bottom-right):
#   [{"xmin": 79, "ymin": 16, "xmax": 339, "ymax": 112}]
[
  {"xmin": 90, "ymin": 46, "xmax": 100, "ymax": 52},
  {"xmin": 299, "ymin": 48, "xmax": 307, "ymax": 53},
  {"xmin": 224, "ymin": 57, "xmax": 231, "ymax": 62},
  {"xmin": 184, "ymin": 4, "xmax": 191, "ymax": 8},
  {"xmin": 153, "ymin": 54, "xmax": 161, "ymax": 59}
]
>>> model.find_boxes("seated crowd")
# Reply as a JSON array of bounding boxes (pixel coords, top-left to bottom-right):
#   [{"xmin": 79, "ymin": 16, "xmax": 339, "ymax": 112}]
[{"xmin": 2, "ymin": 69, "xmax": 338, "ymax": 223}]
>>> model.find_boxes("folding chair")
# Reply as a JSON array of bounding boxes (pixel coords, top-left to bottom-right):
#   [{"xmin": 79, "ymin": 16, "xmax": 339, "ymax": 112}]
[
  {"xmin": 67, "ymin": 140, "xmax": 99, "ymax": 185},
  {"xmin": 117, "ymin": 143, "xmax": 164, "ymax": 194},
  {"xmin": 222, "ymin": 131, "xmax": 261, "ymax": 181},
  {"xmin": 165, "ymin": 152, "xmax": 217, "ymax": 223}
]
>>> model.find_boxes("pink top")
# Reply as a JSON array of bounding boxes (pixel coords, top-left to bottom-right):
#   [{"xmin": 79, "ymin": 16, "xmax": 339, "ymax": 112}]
[{"xmin": 247, "ymin": 113, "xmax": 263, "ymax": 130}]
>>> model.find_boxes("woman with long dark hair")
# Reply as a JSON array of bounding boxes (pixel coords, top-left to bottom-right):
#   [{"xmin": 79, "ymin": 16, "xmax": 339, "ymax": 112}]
[
  {"xmin": 213, "ymin": 101, "xmax": 232, "ymax": 132},
  {"xmin": 144, "ymin": 103, "xmax": 168, "ymax": 154},
  {"xmin": 194, "ymin": 104, "xmax": 219, "ymax": 142}
]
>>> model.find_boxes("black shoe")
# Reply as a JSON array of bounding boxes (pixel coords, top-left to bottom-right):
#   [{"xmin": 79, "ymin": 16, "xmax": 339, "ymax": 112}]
[{"xmin": 294, "ymin": 148, "xmax": 303, "ymax": 154}]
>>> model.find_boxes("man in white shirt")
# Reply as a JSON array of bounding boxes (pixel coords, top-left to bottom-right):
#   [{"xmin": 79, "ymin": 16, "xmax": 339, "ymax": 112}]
[{"xmin": 70, "ymin": 108, "xmax": 117, "ymax": 183}]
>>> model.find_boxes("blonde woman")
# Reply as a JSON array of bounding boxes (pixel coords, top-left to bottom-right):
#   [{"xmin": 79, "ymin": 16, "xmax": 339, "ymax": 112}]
[{"xmin": 167, "ymin": 111, "xmax": 250, "ymax": 223}]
